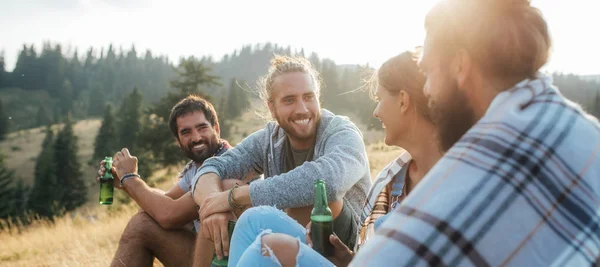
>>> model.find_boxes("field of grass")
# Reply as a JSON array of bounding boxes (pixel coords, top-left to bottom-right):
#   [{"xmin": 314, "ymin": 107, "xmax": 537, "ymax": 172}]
[{"xmin": 0, "ymin": 114, "xmax": 400, "ymax": 267}]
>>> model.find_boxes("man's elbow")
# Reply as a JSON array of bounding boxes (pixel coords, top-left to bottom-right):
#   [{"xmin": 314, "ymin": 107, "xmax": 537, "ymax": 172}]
[
  {"xmin": 155, "ymin": 213, "xmax": 181, "ymax": 230},
  {"xmin": 328, "ymin": 183, "xmax": 347, "ymax": 201}
]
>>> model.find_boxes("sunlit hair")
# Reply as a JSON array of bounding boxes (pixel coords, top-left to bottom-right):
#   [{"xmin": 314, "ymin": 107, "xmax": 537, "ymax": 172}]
[
  {"xmin": 425, "ymin": 0, "xmax": 551, "ymax": 80},
  {"xmin": 367, "ymin": 50, "xmax": 430, "ymax": 120},
  {"xmin": 258, "ymin": 55, "xmax": 321, "ymax": 103}
]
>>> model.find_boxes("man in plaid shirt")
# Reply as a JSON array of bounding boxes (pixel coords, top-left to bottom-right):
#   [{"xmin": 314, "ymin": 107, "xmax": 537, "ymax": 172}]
[{"xmin": 351, "ymin": 0, "xmax": 600, "ymax": 266}]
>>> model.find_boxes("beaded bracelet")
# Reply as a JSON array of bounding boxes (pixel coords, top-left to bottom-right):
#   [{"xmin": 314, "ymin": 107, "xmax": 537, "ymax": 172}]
[{"xmin": 120, "ymin": 173, "xmax": 141, "ymax": 187}]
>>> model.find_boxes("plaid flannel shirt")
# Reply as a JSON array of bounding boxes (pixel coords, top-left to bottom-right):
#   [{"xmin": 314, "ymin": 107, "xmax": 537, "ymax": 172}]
[
  {"xmin": 355, "ymin": 151, "xmax": 411, "ymax": 251},
  {"xmin": 351, "ymin": 74, "xmax": 600, "ymax": 266}
]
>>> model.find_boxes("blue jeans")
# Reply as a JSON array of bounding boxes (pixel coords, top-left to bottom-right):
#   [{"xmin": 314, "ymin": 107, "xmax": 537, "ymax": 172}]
[{"xmin": 229, "ymin": 206, "xmax": 334, "ymax": 267}]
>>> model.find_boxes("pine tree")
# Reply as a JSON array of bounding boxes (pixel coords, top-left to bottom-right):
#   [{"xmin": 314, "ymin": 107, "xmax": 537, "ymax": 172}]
[
  {"xmin": 320, "ymin": 60, "xmax": 342, "ymax": 113},
  {"xmin": 0, "ymin": 154, "xmax": 15, "ymax": 220},
  {"xmin": 53, "ymin": 105, "xmax": 62, "ymax": 124},
  {"xmin": 54, "ymin": 115, "xmax": 86, "ymax": 211},
  {"xmin": 58, "ymin": 79, "xmax": 74, "ymax": 117},
  {"xmin": 29, "ymin": 125, "xmax": 59, "ymax": 218},
  {"xmin": 225, "ymin": 78, "xmax": 240, "ymax": 119},
  {"xmin": 11, "ymin": 180, "xmax": 29, "ymax": 225},
  {"xmin": 169, "ymin": 57, "xmax": 220, "ymax": 96},
  {"xmin": 117, "ymin": 88, "xmax": 143, "ymax": 152},
  {"xmin": 36, "ymin": 106, "xmax": 52, "ymax": 127},
  {"xmin": 0, "ymin": 100, "xmax": 8, "ymax": 140},
  {"xmin": 87, "ymin": 88, "xmax": 106, "ymax": 117},
  {"xmin": 93, "ymin": 104, "xmax": 118, "ymax": 161},
  {"xmin": 225, "ymin": 78, "xmax": 250, "ymax": 119},
  {"xmin": 217, "ymin": 96, "xmax": 233, "ymax": 140}
]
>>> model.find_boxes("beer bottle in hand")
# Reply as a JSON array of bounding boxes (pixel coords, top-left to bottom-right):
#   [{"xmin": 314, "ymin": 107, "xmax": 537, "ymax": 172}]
[
  {"xmin": 99, "ymin": 157, "xmax": 114, "ymax": 205},
  {"xmin": 210, "ymin": 220, "xmax": 236, "ymax": 267},
  {"xmin": 311, "ymin": 179, "xmax": 334, "ymax": 257}
]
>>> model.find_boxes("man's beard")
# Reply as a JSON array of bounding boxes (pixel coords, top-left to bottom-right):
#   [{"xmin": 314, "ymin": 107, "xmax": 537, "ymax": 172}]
[
  {"xmin": 429, "ymin": 81, "xmax": 477, "ymax": 152},
  {"xmin": 275, "ymin": 110, "xmax": 321, "ymax": 144},
  {"xmin": 181, "ymin": 139, "xmax": 220, "ymax": 163}
]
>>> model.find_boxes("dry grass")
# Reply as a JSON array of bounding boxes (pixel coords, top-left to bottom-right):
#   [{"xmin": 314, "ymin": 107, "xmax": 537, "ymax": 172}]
[
  {"xmin": 0, "ymin": 167, "xmax": 177, "ymax": 267},
  {"xmin": 0, "ymin": 115, "xmax": 403, "ymax": 267},
  {"xmin": 0, "ymin": 205, "xmax": 137, "ymax": 267}
]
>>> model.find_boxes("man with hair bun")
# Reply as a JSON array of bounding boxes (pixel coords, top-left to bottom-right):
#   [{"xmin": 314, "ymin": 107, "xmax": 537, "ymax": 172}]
[
  {"xmin": 352, "ymin": 0, "xmax": 600, "ymax": 266},
  {"xmin": 191, "ymin": 55, "xmax": 371, "ymax": 265}
]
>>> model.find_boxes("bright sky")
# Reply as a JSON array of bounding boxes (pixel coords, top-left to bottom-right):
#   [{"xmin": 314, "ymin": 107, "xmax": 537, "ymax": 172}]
[{"xmin": 1, "ymin": 0, "xmax": 599, "ymax": 75}]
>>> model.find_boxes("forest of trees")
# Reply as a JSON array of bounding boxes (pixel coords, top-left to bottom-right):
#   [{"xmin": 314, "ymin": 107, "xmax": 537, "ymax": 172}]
[
  {"xmin": 0, "ymin": 42, "xmax": 381, "ymax": 133},
  {"xmin": 0, "ymin": 41, "xmax": 599, "ymax": 227}
]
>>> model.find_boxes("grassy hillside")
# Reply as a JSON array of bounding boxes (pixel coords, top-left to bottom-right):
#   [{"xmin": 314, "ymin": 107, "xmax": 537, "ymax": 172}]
[{"xmin": 0, "ymin": 119, "xmax": 101, "ymax": 185}]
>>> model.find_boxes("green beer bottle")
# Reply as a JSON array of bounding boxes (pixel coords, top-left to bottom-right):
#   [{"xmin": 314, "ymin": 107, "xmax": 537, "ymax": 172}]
[
  {"xmin": 99, "ymin": 157, "xmax": 114, "ymax": 205},
  {"xmin": 311, "ymin": 179, "xmax": 334, "ymax": 257},
  {"xmin": 210, "ymin": 220, "xmax": 236, "ymax": 267}
]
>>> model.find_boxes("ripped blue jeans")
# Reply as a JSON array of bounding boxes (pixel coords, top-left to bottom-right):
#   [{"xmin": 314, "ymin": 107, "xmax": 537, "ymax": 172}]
[{"xmin": 229, "ymin": 206, "xmax": 334, "ymax": 267}]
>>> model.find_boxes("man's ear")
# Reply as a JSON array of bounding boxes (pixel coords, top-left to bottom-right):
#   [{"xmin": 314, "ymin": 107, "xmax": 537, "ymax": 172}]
[
  {"xmin": 214, "ymin": 121, "xmax": 221, "ymax": 136},
  {"xmin": 454, "ymin": 49, "xmax": 472, "ymax": 89}
]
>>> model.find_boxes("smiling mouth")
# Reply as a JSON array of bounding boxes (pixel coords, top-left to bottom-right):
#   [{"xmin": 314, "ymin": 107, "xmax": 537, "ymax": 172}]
[
  {"xmin": 192, "ymin": 144, "xmax": 206, "ymax": 151},
  {"xmin": 293, "ymin": 118, "xmax": 311, "ymax": 125}
]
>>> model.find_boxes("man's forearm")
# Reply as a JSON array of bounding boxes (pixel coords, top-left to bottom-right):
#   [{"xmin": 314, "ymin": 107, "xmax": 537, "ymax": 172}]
[
  {"xmin": 122, "ymin": 177, "xmax": 164, "ymax": 203},
  {"xmin": 122, "ymin": 178, "xmax": 191, "ymax": 228},
  {"xmin": 193, "ymin": 172, "xmax": 223, "ymax": 207}
]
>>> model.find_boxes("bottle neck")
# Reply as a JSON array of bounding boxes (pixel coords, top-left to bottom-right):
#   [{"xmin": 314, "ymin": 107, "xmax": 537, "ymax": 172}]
[
  {"xmin": 314, "ymin": 183, "xmax": 328, "ymax": 207},
  {"xmin": 103, "ymin": 160, "xmax": 113, "ymax": 179},
  {"xmin": 312, "ymin": 182, "xmax": 331, "ymax": 218}
]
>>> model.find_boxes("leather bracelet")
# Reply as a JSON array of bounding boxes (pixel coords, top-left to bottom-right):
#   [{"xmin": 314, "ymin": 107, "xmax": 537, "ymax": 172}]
[
  {"xmin": 120, "ymin": 173, "xmax": 140, "ymax": 187},
  {"xmin": 228, "ymin": 185, "xmax": 244, "ymax": 210}
]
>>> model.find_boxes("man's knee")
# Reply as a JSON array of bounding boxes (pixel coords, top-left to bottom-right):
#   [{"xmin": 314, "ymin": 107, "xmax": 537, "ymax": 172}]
[
  {"xmin": 237, "ymin": 206, "xmax": 281, "ymax": 226},
  {"xmin": 120, "ymin": 212, "xmax": 159, "ymax": 244},
  {"xmin": 261, "ymin": 233, "xmax": 299, "ymax": 266}
]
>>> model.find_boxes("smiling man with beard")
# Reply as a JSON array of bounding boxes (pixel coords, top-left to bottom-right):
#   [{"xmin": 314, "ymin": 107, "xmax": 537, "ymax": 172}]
[
  {"xmin": 351, "ymin": 0, "xmax": 600, "ymax": 266},
  {"xmin": 191, "ymin": 55, "xmax": 371, "ymax": 265},
  {"xmin": 97, "ymin": 95, "xmax": 236, "ymax": 267}
]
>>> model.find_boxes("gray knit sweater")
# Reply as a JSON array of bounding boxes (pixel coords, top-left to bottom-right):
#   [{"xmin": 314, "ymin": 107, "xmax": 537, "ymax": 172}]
[{"xmin": 192, "ymin": 109, "xmax": 371, "ymax": 221}]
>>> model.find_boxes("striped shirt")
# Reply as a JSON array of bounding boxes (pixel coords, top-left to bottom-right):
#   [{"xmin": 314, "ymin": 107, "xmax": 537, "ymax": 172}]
[{"xmin": 351, "ymin": 74, "xmax": 600, "ymax": 266}]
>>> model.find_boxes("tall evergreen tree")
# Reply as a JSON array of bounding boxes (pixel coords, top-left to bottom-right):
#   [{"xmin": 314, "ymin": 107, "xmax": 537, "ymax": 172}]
[
  {"xmin": 0, "ymin": 100, "xmax": 8, "ymax": 140},
  {"xmin": 29, "ymin": 125, "xmax": 59, "ymax": 218},
  {"xmin": 170, "ymin": 57, "xmax": 220, "ymax": 96},
  {"xmin": 0, "ymin": 154, "xmax": 15, "ymax": 220},
  {"xmin": 87, "ymin": 87, "xmax": 106, "ymax": 117},
  {"xmin": 320, "ymin": 60, "xmax": 343, "ymax": 113},
  {"xmin": 58, "ymin": 79, "xmax": 74, "ymax": 116},
  {"xmin": 40, "ymin": 43, "xmax": 66, "ymax": 96},
  {"xmin": 117, "ymin": 88, "xmax": 143, "ymax": 152},
  {"xmin": 216, "ymin": 96, "xmax": 233, "ymax": 140},
  {"xmin": 11, "ymin": 179, "xmax": 29, "ymax": 224},
  {"xmin": 54, "ymin": 115, "xmax": 86, "ymax": 211},
  {"xmin": 225, "ymin": 78, "xmax": 247, "ymax": 119},
  {"xmin": 36, "ymin": 105, "xmax": 52, "ymax": 127},
  {"xmin": 93, "ymin": 104, "xmax": 118, "ymax": 161}
]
